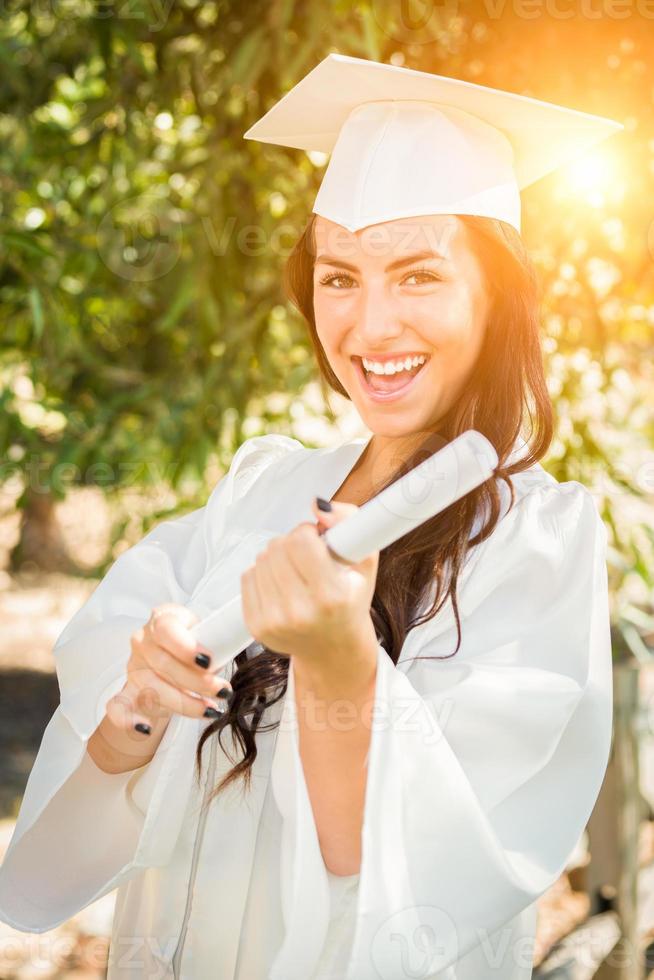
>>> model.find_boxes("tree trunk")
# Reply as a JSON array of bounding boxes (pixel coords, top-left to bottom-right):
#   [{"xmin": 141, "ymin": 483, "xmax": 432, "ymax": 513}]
[{"xmin": 9, "ymin": 487, "xmax": 81, "ymax": 575}]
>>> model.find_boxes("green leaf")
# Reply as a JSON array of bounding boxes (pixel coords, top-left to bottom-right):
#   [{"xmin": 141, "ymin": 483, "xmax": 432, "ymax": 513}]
[
  {"xmin": 28, "ymin": 287, "xmax": 45, "ymax": 340},
  {"xmin": 2, "ymin": 231, "xmax": 55, "ymax": 260}
]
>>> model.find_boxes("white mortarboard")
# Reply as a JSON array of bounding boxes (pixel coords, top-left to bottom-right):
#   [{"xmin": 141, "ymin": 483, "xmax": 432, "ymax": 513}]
[{"xmin": 243, "ymin": 53, "xmax": 623, "ymax": 234}]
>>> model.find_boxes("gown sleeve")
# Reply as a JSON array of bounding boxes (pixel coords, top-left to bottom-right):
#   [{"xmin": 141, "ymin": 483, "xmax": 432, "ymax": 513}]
[
  {"xmin": 268, "ymin": 480, "xmax": 614, "ymax": 980},
  {"xmin": 0, "ymin": 433, "xmax": 301, "ymax": 934}
]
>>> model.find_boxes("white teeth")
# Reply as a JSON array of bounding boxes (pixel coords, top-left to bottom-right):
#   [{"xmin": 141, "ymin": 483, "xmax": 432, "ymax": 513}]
[{"xmin": 361, "ymin": 354, "xmax": 427, "ymax": 375}]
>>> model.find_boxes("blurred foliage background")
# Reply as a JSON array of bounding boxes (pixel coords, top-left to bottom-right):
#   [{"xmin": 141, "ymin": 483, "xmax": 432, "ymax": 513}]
[{"xmin": 0, "ymin": 0, "xmax": 652, "ymax": 651}]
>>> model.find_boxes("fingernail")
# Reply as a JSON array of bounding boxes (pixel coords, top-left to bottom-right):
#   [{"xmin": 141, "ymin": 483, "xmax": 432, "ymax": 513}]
[
  {"xmin": 316, "ymin": 497, "xmax": 332, "ymax": 512},
  {"xmin": 195, "ymin": 653, "xmax": 211, "ymax": 669},
  {"xmin": 216, "ymin": 687, "xmax": 233, "ymax": 702},
  {"xmin": 203, "ymin": 706, "xmax": 221, "ymax": 718},
  {"xmin": 134, "ymin": 722, "xmax": 151, "ymax": 735}
]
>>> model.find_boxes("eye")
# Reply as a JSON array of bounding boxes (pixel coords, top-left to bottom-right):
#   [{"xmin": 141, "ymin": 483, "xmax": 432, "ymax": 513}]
[
  {"xmin": 401, "ymin": 267, "xmax": 442, "ymax": 286},
  {"xmin": 317, "ymin": 272, "xmax": 355, "ymax": 289}
]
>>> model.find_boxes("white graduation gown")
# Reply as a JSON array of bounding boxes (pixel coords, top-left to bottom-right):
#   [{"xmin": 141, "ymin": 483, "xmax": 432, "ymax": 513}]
[{"xmin": 0, "ymin": 432, "xmax": 613, "ymax": 979}]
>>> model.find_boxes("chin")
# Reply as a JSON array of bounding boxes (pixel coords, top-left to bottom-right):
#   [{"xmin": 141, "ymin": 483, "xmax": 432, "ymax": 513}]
[{"xmin": 358, "ymin": 411, "xmax": 425, "ymax": 435}]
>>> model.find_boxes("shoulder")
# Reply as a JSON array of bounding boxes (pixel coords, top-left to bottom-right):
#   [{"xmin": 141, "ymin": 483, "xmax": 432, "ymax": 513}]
[
  {"xmin": 403, "ymin": 466, "xmax": 608, "ymax": 658},
  {"xmin": 502, "ymin": 466, "xmax": 605, "ymax": 548},
  {"xmin": 461, "ymin": 463, "xmax": 607, "ymax": 609},
  {"xmin": 495, "ymin": 435, "xmax": 604, "ymax": 542},
  {"xmin": 207, "ymin": 432, "xmax": 307, "ymax": 509},
  {"xmin": 228, "ymin": 433, "xmax": 306, "ymax": 497}
]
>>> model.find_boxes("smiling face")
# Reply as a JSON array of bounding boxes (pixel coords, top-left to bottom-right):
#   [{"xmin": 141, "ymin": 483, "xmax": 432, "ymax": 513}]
[{"xmin": 312, "ymin": 213, "xmax": 491, "ymax": 457}]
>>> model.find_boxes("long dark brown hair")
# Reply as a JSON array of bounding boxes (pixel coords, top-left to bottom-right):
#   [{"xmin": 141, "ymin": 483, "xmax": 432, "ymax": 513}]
[{"xmin": 195, "ymin": 212, "xmax": 554, "ymax": 804}]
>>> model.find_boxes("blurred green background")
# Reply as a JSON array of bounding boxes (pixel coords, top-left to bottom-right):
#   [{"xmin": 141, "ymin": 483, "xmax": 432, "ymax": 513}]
[{"xmin": 0, "ymin": 2, "xmax": 653, "ymax": 974}]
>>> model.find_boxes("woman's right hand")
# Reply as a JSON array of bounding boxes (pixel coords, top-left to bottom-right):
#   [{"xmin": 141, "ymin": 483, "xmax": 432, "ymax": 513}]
[{"xmin": 106, "ymin": 603, "xmax": 233, "ymax": 735}]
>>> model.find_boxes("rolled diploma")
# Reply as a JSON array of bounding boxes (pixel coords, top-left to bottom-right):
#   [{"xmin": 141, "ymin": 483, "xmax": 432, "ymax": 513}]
[{"xmin": 191, "ymin": 429, "xmax": 498, "ymax": 671}]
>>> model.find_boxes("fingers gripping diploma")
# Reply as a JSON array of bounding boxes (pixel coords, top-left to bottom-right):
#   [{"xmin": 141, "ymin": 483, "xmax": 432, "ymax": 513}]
[
  {"xmin": 106, "ymin": 603, "xmax": 233, "ymax": 734},
  {"xmin": 240, "ymin": 498, "xmax": 380, "ymax": 669}
]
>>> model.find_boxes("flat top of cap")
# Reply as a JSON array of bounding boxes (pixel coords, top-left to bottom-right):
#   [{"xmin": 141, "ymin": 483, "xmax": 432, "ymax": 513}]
[{"xmin": 243, "ymin": 53, "xmax": 623, "ymax": 189}]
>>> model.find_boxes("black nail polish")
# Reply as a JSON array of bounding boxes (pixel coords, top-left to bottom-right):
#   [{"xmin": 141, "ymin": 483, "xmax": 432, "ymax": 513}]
[
  {"xmin": 203, "ymin": 706, "xmax": 221, "ymax": 718},
  {"xmin": 135, "ymin": 722, "xmax": 151, "ymax": 735},
  {"xmin": 216, "ymin": 688, "xmax": 233, "ymax": 702},
  {"xmin": 316, "ymin": 497, "xmax": 332, "ymax": 512},
  {"xmin": 195, "ymin": 653, "xmax": 211, "ymax": 669}
]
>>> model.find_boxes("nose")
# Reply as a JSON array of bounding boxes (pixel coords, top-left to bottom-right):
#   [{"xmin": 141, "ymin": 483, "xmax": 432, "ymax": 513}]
[{"xmin": 354, "ymin": 279, "xmax": 403, "ymax": 347}]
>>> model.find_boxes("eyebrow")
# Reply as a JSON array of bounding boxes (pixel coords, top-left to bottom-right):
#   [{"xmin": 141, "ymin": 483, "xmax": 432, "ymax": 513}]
[{"xmin": 314, "ymin": 250, "xmax": 448, "ymax": 273}]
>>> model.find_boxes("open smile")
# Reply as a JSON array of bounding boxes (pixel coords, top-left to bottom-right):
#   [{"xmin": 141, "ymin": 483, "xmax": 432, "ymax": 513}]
[{"xmin": 351, "ymin": 355, "xmax": 431, "ymax": 404}]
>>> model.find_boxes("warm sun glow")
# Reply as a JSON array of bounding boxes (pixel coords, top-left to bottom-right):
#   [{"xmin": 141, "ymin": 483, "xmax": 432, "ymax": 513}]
[{"xmin": 559, "ymin": 148, "xmax": 621, "ymax": 209}]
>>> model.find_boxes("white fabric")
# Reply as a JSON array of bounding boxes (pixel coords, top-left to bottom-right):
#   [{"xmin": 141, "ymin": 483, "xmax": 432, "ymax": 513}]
[
  {"xmin": 242, "ymin": 53, "xmax": 623, "ymax": 235},
  {"xmin": 309, "ymin": 870, "xmax": 361, "ymax": 980},
  {"xmin": 0, "ymin": 432, "xmax": 613, "ymax": 980}
]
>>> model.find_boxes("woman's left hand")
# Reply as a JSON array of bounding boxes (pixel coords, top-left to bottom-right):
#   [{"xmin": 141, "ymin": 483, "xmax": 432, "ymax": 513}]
[{"xmin": 240, "ymin": 498, "xmax": 379, "ymax": 671}]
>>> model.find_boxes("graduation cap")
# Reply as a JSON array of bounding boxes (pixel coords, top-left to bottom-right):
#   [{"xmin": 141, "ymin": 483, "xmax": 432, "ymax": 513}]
[{"xmin": 243, "ymin": 53, "xmax": 623, "ymax": 234}]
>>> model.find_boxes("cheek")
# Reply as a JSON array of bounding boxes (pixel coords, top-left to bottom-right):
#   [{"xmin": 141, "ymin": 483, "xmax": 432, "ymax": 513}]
[
  {"xmin": 313, "ymin": 292, "xmax": 352, "ymax": 348},
  {"xmin": 415, "ymin": 286, "xmax": 484, "ymax": 352}
]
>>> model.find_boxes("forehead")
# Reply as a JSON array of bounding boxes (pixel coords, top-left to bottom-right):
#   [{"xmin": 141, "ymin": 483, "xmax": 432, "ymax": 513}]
[{"xmin": 312, "ymin": 214, "xmax": 463, "ymax": 264}]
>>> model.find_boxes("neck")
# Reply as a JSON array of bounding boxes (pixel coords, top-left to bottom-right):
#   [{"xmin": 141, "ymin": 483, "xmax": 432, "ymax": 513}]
[
  {"xmin": 335, "ymin": 428, "xmax": 446, "ymax": 507},
  {"xmin": 365, "ymin": 428, "xmax": 447, "ymax": 478}
]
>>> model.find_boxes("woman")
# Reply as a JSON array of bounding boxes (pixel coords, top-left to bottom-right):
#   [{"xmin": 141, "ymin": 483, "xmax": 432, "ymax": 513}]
[{"xmin": 0, "ymin": 55, "xmax": 620, "ymax": 979}]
